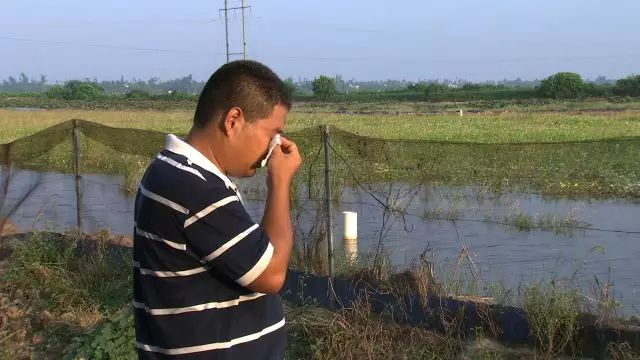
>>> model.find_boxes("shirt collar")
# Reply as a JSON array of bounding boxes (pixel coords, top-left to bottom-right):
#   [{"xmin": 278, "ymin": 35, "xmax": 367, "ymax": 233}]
[{"xmin": 164, "ymin": 134, "xmax": 237, "ymax": 191}]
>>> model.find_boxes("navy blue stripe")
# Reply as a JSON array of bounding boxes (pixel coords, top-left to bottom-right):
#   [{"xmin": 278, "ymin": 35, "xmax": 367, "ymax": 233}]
[
  {"xmin": 207, "ymin": 230, "xmax": 270, "ymax": 282},
  {"xmin": 136, "ymin": 328, "xmax": 286, "ymax": 360},
  {"xmin": 133, "ymin": 235, "xmax": 198, "ymax": 272},
  {"xmin": 133, "ymin": 271, "xmax": 252, "ymax": 308},
  {"xmin": 184, "ymin": 200, "xmax": 270, "ymax": 281},
  {"xmin": 134, "ymin": 200, "xmax": 186, "ymax": 247},
  {"xmin": 152, "ymin": 151, "xmax": 238, "ymax": 210},
  {"xmin": 134, "ymin": 294, "xmax": 283, "ymax": 349}
]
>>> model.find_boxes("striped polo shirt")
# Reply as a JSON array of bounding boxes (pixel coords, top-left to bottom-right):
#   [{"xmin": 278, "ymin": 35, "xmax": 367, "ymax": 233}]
[{"xmin": 133, "ymin": 134, "xmax": 286, "ymax": 360}]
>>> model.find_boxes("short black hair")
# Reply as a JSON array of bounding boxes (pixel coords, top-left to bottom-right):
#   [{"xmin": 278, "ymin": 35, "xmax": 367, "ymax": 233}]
[{"xmin": 193, "ymin": 60, "xmax": 291, "ymax": 128}]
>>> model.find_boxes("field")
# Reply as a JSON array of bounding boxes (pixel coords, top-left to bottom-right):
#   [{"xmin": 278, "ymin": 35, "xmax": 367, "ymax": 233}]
[
  {"xmin": 3, "ymin": 104, "xmax": 640, "ymax": 198},
  {"xmin": 2, "ymin": 99, "xmax": 640, "ymax": 359},
  {"xmin": 2, "ymin": 107, "xmax": 640, "ymax": 144}
]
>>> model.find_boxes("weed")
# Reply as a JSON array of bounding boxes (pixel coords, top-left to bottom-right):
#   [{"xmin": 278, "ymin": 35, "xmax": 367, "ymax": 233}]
[
  {"xmin": 607, "ymin": 342, "xmax": 640, "ymax": 360},
  {"xmin": 521, "ymin": 282, "xmax": 581, "ymax": 359}
]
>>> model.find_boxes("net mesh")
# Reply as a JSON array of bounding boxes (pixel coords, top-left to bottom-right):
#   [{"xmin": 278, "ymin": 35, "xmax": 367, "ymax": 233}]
[
  {"xmin": 3, "ymin": 119, "xmax": 639, "ymax": 198},
  {"xmin": 1, "ymin": 119, "xmax": 639, "ymax": 313}
]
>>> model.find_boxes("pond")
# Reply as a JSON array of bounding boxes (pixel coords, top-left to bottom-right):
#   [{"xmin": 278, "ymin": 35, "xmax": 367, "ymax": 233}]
[{"xmin": 2, "ymin": 168, "xmax": 639, "ymax": 315}]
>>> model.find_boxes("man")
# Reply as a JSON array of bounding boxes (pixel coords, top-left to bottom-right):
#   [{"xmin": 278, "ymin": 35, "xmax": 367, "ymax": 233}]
[{"xmin": 133, "ymin": 60, "xmax": 301, "ymax": 359}]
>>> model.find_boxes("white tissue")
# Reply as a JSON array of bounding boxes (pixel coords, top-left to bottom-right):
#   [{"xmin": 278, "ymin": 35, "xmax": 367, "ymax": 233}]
[{"xmin": 260, "ymin": 134, "xmax": 281, "ymax": 167}]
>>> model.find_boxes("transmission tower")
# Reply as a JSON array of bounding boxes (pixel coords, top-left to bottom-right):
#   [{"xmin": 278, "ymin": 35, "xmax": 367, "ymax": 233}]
[{"xmin": 219, "ymin": 0, "xmax": 250, "ymax": 62}]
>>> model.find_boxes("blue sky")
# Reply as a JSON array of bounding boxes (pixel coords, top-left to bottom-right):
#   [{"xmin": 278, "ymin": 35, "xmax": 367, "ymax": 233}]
[{"xmin": 1, "ymin": 0, "xmax": 639, "ymax": 82}]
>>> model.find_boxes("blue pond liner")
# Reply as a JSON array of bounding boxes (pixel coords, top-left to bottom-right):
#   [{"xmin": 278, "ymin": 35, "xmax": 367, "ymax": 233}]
[{"xmin": 281, "ymin": 270, "xmax": 530, "ymax": 343}]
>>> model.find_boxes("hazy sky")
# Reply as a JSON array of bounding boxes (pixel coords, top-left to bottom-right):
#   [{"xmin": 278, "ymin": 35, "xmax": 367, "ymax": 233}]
[{"xmin": 1, "ymin": 0, "xmax": 639, "ymax": 82}]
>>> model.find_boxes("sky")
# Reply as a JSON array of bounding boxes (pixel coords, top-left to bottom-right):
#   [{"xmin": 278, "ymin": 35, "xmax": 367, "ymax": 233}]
[{"xmin": 1, "ymin": 0, "xmax": 639, "ymax": 82}]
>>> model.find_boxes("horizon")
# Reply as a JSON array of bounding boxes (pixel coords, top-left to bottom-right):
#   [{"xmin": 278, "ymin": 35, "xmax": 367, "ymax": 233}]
[{"xmin": 0, "ymin": 71, "xmax": 629, "ymax": 86}]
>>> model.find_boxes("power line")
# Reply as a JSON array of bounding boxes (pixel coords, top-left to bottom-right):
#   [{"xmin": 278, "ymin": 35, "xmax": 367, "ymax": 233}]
[
  {"xmin": 2, "ymin": 34, "xmax": 639, "ymax": 65},
  {"xmin": 0, "ymin": 18, "xmax": 221, "ymax": 29},
  {"xmin": 0, "ymin": 35, "xmax": 226, "ymax": 57}
]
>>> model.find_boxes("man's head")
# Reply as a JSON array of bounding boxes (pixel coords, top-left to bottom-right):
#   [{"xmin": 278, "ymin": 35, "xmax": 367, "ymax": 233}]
[{"xmin": 192, "ymin": 60, "xmax": 291, "ymax": 178}]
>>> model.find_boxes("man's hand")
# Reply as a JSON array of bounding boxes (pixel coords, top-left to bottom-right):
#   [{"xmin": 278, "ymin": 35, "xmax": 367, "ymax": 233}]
[
  {"xmin": 266, "ymin": 136, "xmax": 301, "ymax": 188},
  {"xmin": 247, "ymin": 136, "xmax": 301, "ymax": 294}
]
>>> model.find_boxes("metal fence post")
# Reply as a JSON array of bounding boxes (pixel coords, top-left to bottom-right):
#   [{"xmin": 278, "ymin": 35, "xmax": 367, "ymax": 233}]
[
  {"xmin": 72, "ymin": 120, "xmax": 82, "ymax": 234},
  {"xmin": 322, "ymin": 125, "xmax": 335, "ymax": 309}
]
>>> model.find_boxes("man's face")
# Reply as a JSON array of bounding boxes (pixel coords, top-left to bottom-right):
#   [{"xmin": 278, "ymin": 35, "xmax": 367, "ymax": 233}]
[{"xmin": 225, "ymin": 104, "xmax": 287, "ymax": 178}]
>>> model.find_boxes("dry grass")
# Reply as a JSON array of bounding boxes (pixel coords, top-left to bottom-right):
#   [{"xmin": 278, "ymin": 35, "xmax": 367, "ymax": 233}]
[
  {"xmin": 521, "ymin": 282, "xmax": 582, "ymax": 359},
  {"xmin": 2, "ymin": 231, "xmax": 637, "ymax": 359},
  {"xmin": 0, "ymin": 284, "xmax": 103, "ymax": 359},
  {"xmin": 285, "ymin": 300, "xmax": 461, "ymax": 360},
  {"xmin": 0, "ymin": 231, "xmax": 131, "ymax": 358},
  {"xmin": 3, "ymin": 108, "xmax": 640, "ymax": 144},
  {"xmin": 607, "ymin": 342, "xmax": 640, "ymax": 360},
  {"xmin": 0, "ymin": 109, "xmax": 193, "ymax": 142}
]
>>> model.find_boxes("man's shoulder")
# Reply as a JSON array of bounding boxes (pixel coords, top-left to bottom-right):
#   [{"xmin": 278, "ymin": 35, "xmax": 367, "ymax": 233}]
[{"xmin": 142, "ymin": 150, "xmax": 232, "ymax": 203}]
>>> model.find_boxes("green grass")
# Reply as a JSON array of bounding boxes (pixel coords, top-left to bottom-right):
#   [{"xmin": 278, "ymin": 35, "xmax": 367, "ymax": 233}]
[
  {"xmin": 3, "ymin": 92, "xmax": 640, "ymax": 112},
  {"xmin": 290, "ymin": 111, "xmax": 640, "ymax": 143},
  {"xmin": 65, "ymin": 307, "xmax": 136, "ymax": 360},
  {"xmin": 0, "ymin": 231, "xmax": 132, "ymax": 358},
  {"xmin": 4, "ymin": 112, "xmax": 640, "ymax": 200},
  {"xmin": 2, "ymin": 102, "xmax": 640, "ymax": 201},
  {"xmin": 3, "ymin": 231, "xmax": 131, "ymax": 313},
  {"xmin": 521, "ymin": 282, "xmax": 581, "ymax": 359},
  {"xmin": 0, "ymin": 232, "xmax": 464, "ymax": 359},
  {"xmin": 2, "ymin": 107, "xmax": 640, "ymax": 144},
  {"xmin": 2, "ymin": 231, "xmax": 639, "ymax": 359}
]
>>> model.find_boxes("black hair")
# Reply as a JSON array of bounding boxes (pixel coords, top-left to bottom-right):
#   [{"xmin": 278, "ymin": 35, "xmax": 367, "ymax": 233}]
[{"xmin": 193, "ymin": 60, "xmax": 291, "ymax": 128}]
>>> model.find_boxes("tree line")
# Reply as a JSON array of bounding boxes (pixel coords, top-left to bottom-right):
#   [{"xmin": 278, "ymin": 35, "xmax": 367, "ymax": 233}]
[{"xmin": 1, "ymin": 72, "xmax": 638, "ymax": 101}]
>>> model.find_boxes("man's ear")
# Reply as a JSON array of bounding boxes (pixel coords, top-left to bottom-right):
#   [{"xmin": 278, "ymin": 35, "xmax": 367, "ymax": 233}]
[{"xmin": 222, "ymin": 107, "xmax": 245, "ymax": 137}]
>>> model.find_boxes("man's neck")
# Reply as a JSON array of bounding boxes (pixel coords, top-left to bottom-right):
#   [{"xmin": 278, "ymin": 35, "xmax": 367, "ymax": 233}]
[{"xmin": 185, "ymin": 128, "xmax": 226, "ymax": 174}]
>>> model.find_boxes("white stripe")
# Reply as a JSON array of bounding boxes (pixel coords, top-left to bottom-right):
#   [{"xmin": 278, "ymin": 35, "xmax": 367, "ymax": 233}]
[
  {"xmin": 183, "ymin": 196, "xmax": 239, "ymax": 228},
  {"xmin": 136, "ymin": 227, "xmax": 186, "ymax": 251},
  {"xmin": 132, "ymin": 293, "xmax": 265, "ymax": 315},
  {"xmin": 237, "ymin": 242, "xmax": 274, "ymax": 286},
  {"xmin": 136, "ymin": 318, "xmax": 286, "ymax": 355},
  {"xmin": 132, "ymin": 261, "xmax": 209, "ymax": 277},
  {"xmin": 165, "ymin": 134, "xmax": 236, "ymax": 190},
  {"xmin": 140, "ymin": 186, "xmax": 189, "ymax": 214},
  {"xmin": 157, "ymin": 154, "xmax": 206, "ymax": 181},
  {"xmin": 203, "ymin": 224, "xmax": 260, "ymax": 262}
]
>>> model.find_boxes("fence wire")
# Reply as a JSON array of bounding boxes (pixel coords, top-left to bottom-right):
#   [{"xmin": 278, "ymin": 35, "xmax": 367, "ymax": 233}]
[{"xmin": 1, "ymin": 120, "xmax": 639, "ymax": 310}]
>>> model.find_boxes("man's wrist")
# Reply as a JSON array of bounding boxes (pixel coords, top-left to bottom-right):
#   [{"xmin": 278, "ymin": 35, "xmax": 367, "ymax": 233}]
[{"xmin": 268, "ymin": 176, "xmax": 292, "ymax": 191}]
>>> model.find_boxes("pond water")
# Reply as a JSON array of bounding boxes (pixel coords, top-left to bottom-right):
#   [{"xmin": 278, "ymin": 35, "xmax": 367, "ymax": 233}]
[{"xmin": 2, "ymin": 168, "xmax": 639, "ymax": 315}]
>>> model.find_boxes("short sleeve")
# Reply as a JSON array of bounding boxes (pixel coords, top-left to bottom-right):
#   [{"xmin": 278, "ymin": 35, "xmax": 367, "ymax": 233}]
[{"xmin": 182, "ymin": 192, "xmax": 273, "ymax": 287}]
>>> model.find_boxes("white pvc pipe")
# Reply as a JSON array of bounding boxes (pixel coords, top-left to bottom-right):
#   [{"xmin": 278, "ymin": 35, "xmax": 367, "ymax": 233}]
[
  {"xmin": 343, "ymin": 211, "xmax": 358, "ymax": 262},
  {"xmin": 343, "ymin": 211, "xmax": 357, "ymax": 240}
]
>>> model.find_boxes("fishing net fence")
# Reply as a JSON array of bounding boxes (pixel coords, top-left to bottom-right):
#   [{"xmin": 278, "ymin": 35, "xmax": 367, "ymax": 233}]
[{"xmin": 1, "ymin": 119, "xmax": 639, "ymax": 293}]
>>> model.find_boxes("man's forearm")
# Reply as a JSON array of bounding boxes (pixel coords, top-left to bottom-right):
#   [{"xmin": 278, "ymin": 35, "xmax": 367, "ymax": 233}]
[{"xmin": 261, "ymin": 180, "xmax": 294, "ymax": 275}]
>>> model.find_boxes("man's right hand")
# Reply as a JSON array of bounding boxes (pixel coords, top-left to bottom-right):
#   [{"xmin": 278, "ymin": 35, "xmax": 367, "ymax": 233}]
[
  {"xmin": 266, "ymin": 136, "xmax": 301, "ymax": 187},
  {"xmin": 248, "ymin": 136, "xmax": 301, "ymax": 294}
]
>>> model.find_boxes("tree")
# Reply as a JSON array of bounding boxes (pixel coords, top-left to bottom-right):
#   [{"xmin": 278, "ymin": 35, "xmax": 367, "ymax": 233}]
[
  {"xmin": 312, "ymin": 75, "xmax": 337, "ymax": 100},
  {"xmin": 537, "ymin": 72, "xmax": 586, "ymax": 99},
  {"xmin": 125, "ymin": 89, "xmax": 151, "ymax": 99},
  {"xmin": 65, "ymin": 80, "xmax": 105, "ymax": 100},
  {"xmin": 407, "ymin": 82, "xmax": 449, "ymax": 101},
  {"xmin": 613, "ymin": 75, "xmax": 640, "ymax": 97},
  {"xmin": 282, "ymin": 77, "xmax": 297, "ymax": 98},
  {"xmin": 46, "ymin": 80, "xmax": 105, "ymax": 100},
  {"xmin": 46, "ymin": 85, "xmax": 66, "ymax": 99}
]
